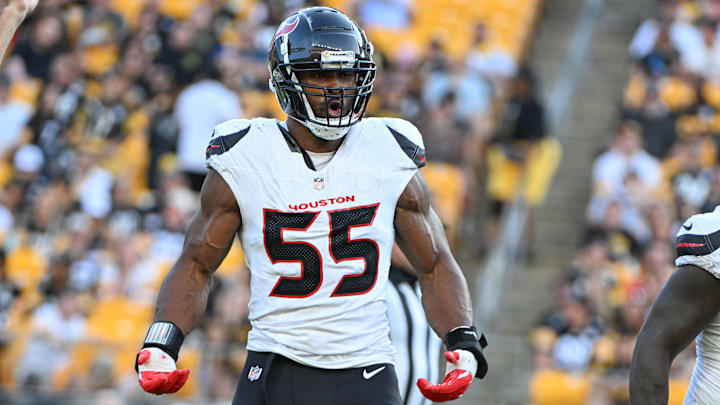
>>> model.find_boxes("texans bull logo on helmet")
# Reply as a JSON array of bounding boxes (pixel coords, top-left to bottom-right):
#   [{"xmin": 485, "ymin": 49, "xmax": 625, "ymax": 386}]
[{"xmin": 272, "ymin": 15, "xmax": 299, "ymax": 42}]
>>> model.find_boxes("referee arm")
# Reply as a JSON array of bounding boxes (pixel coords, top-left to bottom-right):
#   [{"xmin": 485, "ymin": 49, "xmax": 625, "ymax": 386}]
[{"xmin": 630, "ymin": 264, "xmax": 720, "ymax": 404}]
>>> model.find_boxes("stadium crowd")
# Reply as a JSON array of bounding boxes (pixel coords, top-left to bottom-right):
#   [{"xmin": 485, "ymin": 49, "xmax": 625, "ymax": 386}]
[
  {"xmin": 0, "ymin": 0, "xmax": 539, "ymax": 403},
  {"xmin": 529, "ymin": 1, "xmax": 720, "ymax": 404}
]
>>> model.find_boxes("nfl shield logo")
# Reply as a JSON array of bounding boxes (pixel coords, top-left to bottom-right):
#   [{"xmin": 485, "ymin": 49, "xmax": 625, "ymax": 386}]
[
  {"xmin": 313, "ymin": 177, "xmax": 325, "ymax": 190},
  {"xmin": 248, "ymin": 365, "xmax": 262, "ymax": 382}
]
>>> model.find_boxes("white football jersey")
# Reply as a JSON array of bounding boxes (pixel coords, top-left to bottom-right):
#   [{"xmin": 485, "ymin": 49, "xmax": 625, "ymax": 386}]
[
  {"xmin": 675, "ymin": 205, "xmax": 720, "ymax": 404},
  {"xmin": 205, "ymin": 117, "xmax": 426, "ymax": 369}
]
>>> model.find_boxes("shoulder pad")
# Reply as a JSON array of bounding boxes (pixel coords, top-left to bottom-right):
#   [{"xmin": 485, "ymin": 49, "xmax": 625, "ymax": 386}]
[
  {"xmin": 206, "ymin": 119, "xmax": 251, "ymax": 159},
  {"xmin": 383, "ymin": 118, "xmax": 426, "ymax": 168},
  {"xmin": 212, "ymin": 119, "xmax": 251, "ymax": 137},
  {"xmin": 675, "ymin": 206, "xmax": 720, "ymax": 257}
]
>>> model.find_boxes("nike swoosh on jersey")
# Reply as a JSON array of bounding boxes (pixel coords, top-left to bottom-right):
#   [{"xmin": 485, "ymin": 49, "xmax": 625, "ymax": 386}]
[
  {"xmin": 363, "ymin": 366, "xmax": 386, "ymax": 379},
  {"xmin": 683, "ymin": 223, "xmax": 693, "ymax": 231}
]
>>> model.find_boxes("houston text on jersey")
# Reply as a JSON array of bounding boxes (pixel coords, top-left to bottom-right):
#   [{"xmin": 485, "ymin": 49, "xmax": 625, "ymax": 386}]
[{"xmin": 288, "ymin": 195, "xmax": 356, "ymax": 211}]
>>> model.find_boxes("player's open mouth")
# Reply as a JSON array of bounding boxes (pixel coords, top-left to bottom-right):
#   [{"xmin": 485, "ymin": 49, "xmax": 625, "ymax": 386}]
[{"xmin": 327, "ymin": 100, "xmax": 342, "ymax": 118}]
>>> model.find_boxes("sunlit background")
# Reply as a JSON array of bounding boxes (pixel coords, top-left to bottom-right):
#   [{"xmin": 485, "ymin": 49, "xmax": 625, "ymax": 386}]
[{"xmin": 0, "ymin": 0, "xmax": 716, "ymax": 403}]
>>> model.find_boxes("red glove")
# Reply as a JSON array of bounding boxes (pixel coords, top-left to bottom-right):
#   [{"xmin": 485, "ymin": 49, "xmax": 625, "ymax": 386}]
[
  {"xmin": 417, "ymin": 349, "xmax": 477, "ymax": 402},
  {"xmin": 136, "ymin": 347, "xmax": 190, "ymax": 395}
]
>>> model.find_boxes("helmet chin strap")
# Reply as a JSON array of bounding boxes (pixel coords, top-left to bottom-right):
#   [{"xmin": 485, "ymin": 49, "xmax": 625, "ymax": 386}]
[{"xmin": 289, "ymin": 115, "xmax": 350, "ymax": 141}]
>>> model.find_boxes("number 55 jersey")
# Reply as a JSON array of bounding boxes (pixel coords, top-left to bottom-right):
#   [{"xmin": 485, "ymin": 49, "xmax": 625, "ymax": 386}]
[{"xmin": 205, "ymin": 117, "xmax": 426, "ymax": 369}]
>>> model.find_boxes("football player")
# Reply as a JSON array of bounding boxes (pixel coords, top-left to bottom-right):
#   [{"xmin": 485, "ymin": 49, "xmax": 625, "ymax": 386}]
[
  {"xmin": 630, "ymin": 206, "xmax": 720, "ymax": 404},
  {"xmin": 134, "ymin": 7, "xmax": 488, "ymax": 404},
  {"xmin": 0, "ymin": 0, "xmax": 38, "ymax": 63}
]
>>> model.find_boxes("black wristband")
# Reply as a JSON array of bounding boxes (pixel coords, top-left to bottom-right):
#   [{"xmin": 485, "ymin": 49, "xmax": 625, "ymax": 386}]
[
  {"xmin": 142, "ymin": 321, "xmax": 185, "ymax": 362},
  {"xmin": 445, "ymin": 326, "xmax": 489, "ymax": 379}
]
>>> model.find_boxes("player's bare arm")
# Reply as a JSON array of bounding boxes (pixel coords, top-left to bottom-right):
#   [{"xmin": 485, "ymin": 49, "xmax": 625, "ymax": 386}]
[
  {"xmin": 154, "ymin": 169, "xmax": 241, "ymax": 331},
  {"xmin": 394, "ymin": 172, "xmax": 472, "ymax": 336},
  {"xmin": 394, "ymin": 171, "xmax": 488, "ymax": 402},
  {"xmin": 629, "ymin": 264, "xmax": 720, "ymax": 404},
  {"xmin": 135, "ymin": 169, "xmax": 241, "ymax": 395},
  {"xmin": 0, "ymin": 0, "xmax": 38, "ymax": 63}
]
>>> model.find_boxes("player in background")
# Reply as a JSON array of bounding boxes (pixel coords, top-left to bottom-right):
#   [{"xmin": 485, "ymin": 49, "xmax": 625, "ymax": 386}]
[
  {"xmin": 134, "ymin": 6, "xmax": 487, "ymax": 404},
  {"xmin": 630, "ymin": 206, "xmax": 720, "ymax": 404},
  {"xmin": 0, "ymin": 0, "xmax": 37, "ymax": 63}
]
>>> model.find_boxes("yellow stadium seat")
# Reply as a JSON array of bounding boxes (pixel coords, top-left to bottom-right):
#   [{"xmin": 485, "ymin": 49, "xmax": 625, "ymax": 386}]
[
  {"xmin": 9, "ymin": 79, "xmax": 41, "ymax": 108},
  {"xmin": 322, "ymin": 0, "xmax": 350, "ymax": 12},
  {"xmin": 0, "ymin": 340, "xmax": 24, "ymax": 387},
  {"xmin": 624, "ymin": 72, "xmax": 647, "ymax": 108},
  {"xmin": 659, "ymin": 76, "xmax": 697, "ymax": 112},
  {"xmin": 529, "ymin": 327, "xmax": 557, "ymax": 351},
  {"xmin": 174, "ymin": 346, "xmax": 200, "ymax": 397},
  {"xmin": 529, "ymin": 369, "xmax": 592, "ymax": 405},
  {"xmin": 702, "ymin": 80, "xmax": 720, "ymax": 110},
  {"xmin": 52, "ymin": 341, "xmax": 100, "ymax": 389},
  {"xmin": 0, "ymin": 160, "xmax": 12, "ymax": 189},
  {"xmin": 86, "ymin": 297, "xmax": 153, "ymax": 345},
  {"xmin": 421, "ymin": 162, "xmax": 467, "ymax": 243},
  {"xmin": 110, "ymin": 0, "xmax": 146, "ymax": 28},
  {"xmin": 5, "ymin": 245, "xmax": 47, "ymax": 293},
  {"xmin": 486, "ymin": 138, "xmax": 562, "ymax": 206},
  {"xmin": 216, "ymin": 240, "xmax": 246, "ymax": 279},
  {"xmin": 82, "ymin": 45, "xmax": 119, "ymax": 76},
  {"xmin": 158, "ymin": 0, "xmax": 204, "ymax": 20},
  {"xmin": 668, "ymin": 378, "xmax": 690, "ymax": 405}
]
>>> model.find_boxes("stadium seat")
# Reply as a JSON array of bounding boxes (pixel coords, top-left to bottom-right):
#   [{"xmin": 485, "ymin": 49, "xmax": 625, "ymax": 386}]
[
  {"xmin": 659, "ymin": 76, "xmax": 696, "ymax": 112},
  {"xmin": 215, "ymin": 240, "xmax": 246, "ymax": 279},
  {"xmin": 52, "ymin": 341, "xmax": 100, "ymax": 389},
  {"xmin": 158, "ymin": 0, "xmax": 204, "ymax": 20},
  {"xmin": 86, "ymin": 297, "xmax": 153, "ymax": 345},
  {"xmin": 529, "ymin": 369, "xmax": 592, "ymax": 405},
  {"xmin": 174, "ymin": 346, "xmax": 200, "ymax": 397},
  {"xmin": 5, "ymin": 245, "xmax": 47, "ymax": 294},
  {"xmin": 9, "ymin": 78, "xmax": 41, "ymax": 108},
  {"xmin": 668, "ymin": 379, "xmax": 690, "ymax": 405},
  {"xmin": 82, "ymin": 45, "xmax": 119, "ymax": 77},
  {"xmin": 421, "ymin": 162, "xmax": 467, "ymax": 244},
  {"xmin": 110, "ymin": 0, "xmax": 146, "ymax": 28},
  {"xmin": 346, "ymin": 0, "xmax": 539, "ymax": 60},
  {"xmin": 486, "ymin": 138, "xmax": 562, "ymax": 206}
]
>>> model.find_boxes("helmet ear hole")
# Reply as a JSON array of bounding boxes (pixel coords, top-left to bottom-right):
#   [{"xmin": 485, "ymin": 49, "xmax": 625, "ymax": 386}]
[{"xmin": 268, "ymin": 78, "xmax": 276, "ymax": 93}]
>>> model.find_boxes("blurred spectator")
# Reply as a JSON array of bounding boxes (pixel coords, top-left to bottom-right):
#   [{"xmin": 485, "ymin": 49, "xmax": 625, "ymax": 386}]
[
  {"xmin": 175, "ymin": 67, "xmax": 242, "ymax": 191},
  {"xmin": 680, "ymin": 18, "xmax": 720, "ymax": 78},
  {"xmin": 10, "ymin": 13, "xmax": 65, "ymax": 81},
  {"xmin": 587, "ymin": 124, "xmax": 659, "ymax": 245},
  {"xmin": 671, "ymin": 138, "xmax": 715, "ymax": 212},
  {"xmin": 415, "ymin": 92, "xmax": 467, "ymax": 164},
  {"xmin": 15, "ymin": 289, "xmax": 86, "ymax": 388},
  {"xmin": 486, "ymin": 66, "xmax": 559, "ymax": 250},
  {"xmin": 466, "ymin": 22, "xmax": 517, "ymax": 85},
  {"xmin": 539, "ymin": 293, "xmax": 604, "ymax": 373},
  {"xmin": 591, "ymin": 120, "xmax": 662, "ymax": 199},
  {"xmin": 0, "ymin": 75, "xmax": 33, "ymax": 157}
]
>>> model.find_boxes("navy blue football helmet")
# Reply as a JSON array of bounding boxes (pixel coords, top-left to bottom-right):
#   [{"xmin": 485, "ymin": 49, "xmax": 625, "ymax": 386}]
[{"xmin": 268, "ymin": 7, "xmax": 376, "ymax": 140}]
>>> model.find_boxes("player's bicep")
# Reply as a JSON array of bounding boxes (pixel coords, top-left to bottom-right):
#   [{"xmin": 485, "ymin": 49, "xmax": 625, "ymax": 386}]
[
  {"xmin": 394, "ymin": 172, "xmax": 452, "ymax": 275},
  {"xmin": 638, "ymin": 265, "xmax": 720, "ymax": 358},
  {"xmin": 181, "ymin": 169, "xmax": 241, "ymax": 274}
]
